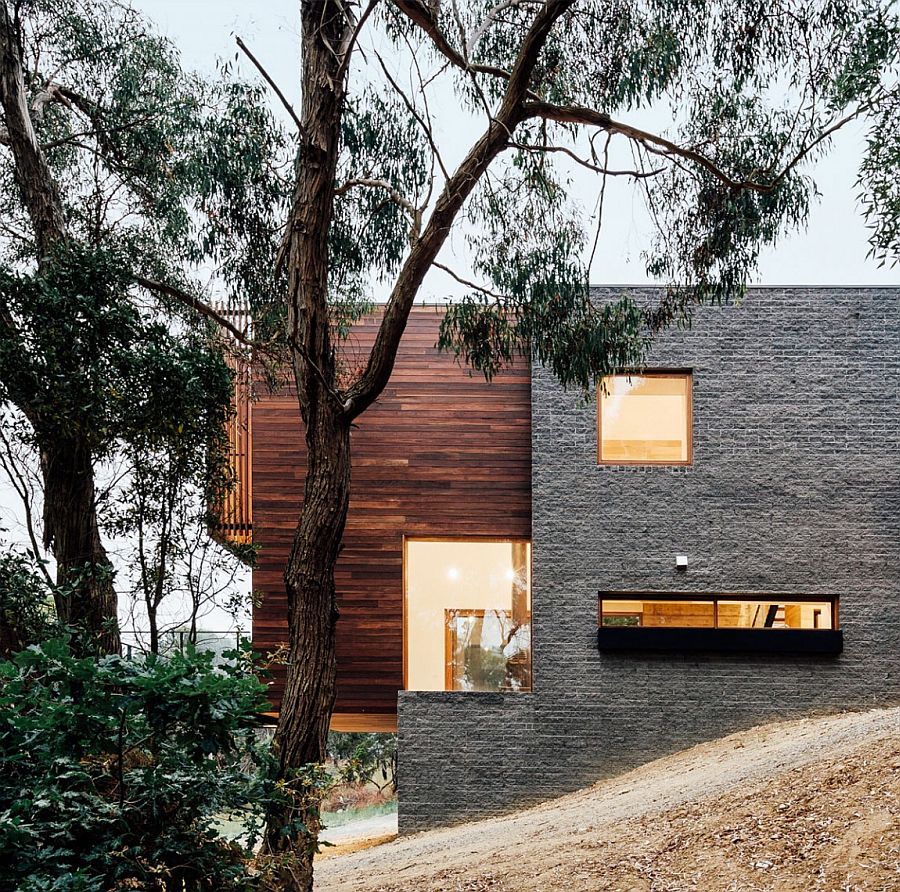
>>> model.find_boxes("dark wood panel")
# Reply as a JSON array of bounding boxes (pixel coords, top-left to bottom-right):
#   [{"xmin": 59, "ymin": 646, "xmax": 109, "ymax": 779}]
[{"xmin": 251, "ymin": 308, "xmax": 532, "ymax": 725}]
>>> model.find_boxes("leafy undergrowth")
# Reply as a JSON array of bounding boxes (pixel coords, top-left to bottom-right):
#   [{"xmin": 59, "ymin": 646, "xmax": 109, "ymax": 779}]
[{"xmin": 323, "ymin": 779, "xmax": 395, "ymax": 815}]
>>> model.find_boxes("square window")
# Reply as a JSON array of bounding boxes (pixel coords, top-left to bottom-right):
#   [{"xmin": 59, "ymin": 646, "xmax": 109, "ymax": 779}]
[{"xmin": 598, "ymin": 371, "xmax": 692, "ymax": 465}]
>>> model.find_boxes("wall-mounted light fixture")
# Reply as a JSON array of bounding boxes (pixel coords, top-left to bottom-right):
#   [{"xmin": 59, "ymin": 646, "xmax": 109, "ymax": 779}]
[{"xmin": 675, "ymin": 555, "xmax": 688, "ymax": 571}]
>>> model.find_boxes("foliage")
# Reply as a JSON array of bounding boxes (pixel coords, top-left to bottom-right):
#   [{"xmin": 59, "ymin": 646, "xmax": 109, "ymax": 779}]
[
  {"xmin": 0, "ymin": 548, "xmax": 57, "ymax": 656},
  {"xmin": 327, "ymin": 732, "xmax": 397, "ymax": 793},
  {"xmin": 860, "ymin": 86, "xmax": 900, "ymax": 266},
  {"xmin": 0, "ymin": 242, "xmax": 232, "ymax": 463},
  {"xmin": 0, "ymin": 0, "xmax": 290, "ymax": 646},
  {"xmin": 343, "ymin": 1, "xmax": 900, "ymax": 390},
  {"xmin": 0, "ymin": 637, "xmax": 273, "ymax": 891},
  {"xmin": 0, "ymin": 1, "xmax": 292, "ymax": 315}
]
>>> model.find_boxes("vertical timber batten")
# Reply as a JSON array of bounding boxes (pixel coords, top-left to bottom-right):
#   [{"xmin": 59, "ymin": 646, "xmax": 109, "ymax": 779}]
[{"xmin": 211, "ymin": 308, "xmax": 254, "ymax": 548}]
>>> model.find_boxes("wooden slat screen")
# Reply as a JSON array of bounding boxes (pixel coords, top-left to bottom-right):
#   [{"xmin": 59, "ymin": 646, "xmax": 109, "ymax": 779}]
[{"xmin": 212, "ymin": 309, "xmax": 253, "ymax": 546}]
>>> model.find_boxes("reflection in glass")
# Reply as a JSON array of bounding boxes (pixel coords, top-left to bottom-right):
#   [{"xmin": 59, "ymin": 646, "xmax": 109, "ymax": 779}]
[
  {"xmin": 445, "ymin": 609, "xmax": 532, "ymax": 691},
  {"xmin": 599, "ymin": 373, "xmax": 691, "ymax": 463},
  {"xmin": 405, "ymin": 539, "xmax": 532, "ymax": 692}
]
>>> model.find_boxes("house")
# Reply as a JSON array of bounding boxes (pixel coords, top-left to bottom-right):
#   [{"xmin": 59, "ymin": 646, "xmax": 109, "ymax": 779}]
[{"xmin": 221, "ymin": 286, "xmax": 900, "ymax": 833}]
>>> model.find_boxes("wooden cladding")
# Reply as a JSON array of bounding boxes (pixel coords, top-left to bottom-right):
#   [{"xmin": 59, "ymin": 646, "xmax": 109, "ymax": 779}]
[
  {"xmin": 218, "ymin": 364, "xmax": 253, "ymax": 545},
  {"xmin": 213, "ymin": 352, "xmax": 253, "ymax": 546},
  {"xmin": 251, "ymin": 308, "xmax": 532, "ymax": 726}
]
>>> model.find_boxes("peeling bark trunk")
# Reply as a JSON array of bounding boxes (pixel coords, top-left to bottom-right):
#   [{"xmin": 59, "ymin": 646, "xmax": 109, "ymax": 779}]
[
  {"xmin": 262, "ymin": 4, "xmax": 575, "ymax": 888},
  {"xmin": 263, "ymin": 405, "xmax": 349, "ymax": 892},
  {"xmin": 262, "ymin": 3, "xmax": 350, "ymax": 889},
  {"xmin": 42, "ymin": 438, "xmax": 120, "ymax": 654}
]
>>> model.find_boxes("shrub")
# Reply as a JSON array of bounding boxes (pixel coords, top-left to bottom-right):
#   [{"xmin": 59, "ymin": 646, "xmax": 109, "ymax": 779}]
[
  {"xmin": 0, "ymin": 551, "xmax": 58, "ymax": 657},
  {"xmin": 0, "ymin": 638, "xmax": 272, "ymax": 891},
  {"xmin": 327, "ymin": 732, "xmax": 396, "ymax": 793}
]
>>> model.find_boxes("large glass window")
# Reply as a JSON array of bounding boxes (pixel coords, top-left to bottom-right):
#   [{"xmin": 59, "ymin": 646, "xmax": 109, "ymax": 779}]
[
  {"xmin": 598, "ymin": 371, "xmax": 692, "ymax": 465},
  {"xmin": 405, "ymin": 539, "xmax": 532, "ymax": 692}
]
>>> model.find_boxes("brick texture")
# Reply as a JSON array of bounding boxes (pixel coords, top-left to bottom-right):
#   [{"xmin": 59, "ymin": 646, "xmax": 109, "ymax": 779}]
[{"xmin": 398, "ymin": 287, "xmax": 900, "ymax": 832}]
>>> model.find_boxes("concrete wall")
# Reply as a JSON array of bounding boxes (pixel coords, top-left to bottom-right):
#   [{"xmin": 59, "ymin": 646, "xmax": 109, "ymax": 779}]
[{"xmin": 398, "ymin": 287, "xmax": 900, "ymax": 832}]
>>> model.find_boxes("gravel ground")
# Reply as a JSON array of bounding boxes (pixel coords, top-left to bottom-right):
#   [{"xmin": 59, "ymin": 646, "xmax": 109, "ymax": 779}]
[
  {"xmin": 319, "ymin": 811, "xmax": 398, "ymax": 848},
  {"xmin": 316, "ymin": 705, "xmax": 900, "ymax": 891}
]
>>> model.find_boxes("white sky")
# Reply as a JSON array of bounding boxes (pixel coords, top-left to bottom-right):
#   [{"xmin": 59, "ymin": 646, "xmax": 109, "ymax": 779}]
[{"xmin": 137, "ymin": 0, "xmax": 899, "ymax": 288}]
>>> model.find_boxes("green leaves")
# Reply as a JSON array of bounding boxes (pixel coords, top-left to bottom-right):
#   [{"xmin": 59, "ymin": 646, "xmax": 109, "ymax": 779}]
[
  {"xmin": 859, "ymin": 91, "xmax": 900, "ymax": 267},
  {"xmin": 0, "ymin": 638, "xmax": 272, "ymax": 891},
  {"xmin": 0, "ymin": 549, "xmax": 57, "ymax": 657},
  {"xmin": 395, "ymin": 1, "xmax": 900, "ymax": 387},
  {"xmin": 0, "ymin": 243, "xmax": 231, "ymax": 470}
]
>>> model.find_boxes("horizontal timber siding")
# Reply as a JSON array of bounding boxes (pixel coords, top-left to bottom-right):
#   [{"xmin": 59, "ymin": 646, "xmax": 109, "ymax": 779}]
[{"xmin": 251, "ymin": 307, "xmax": 532, "ymax": 725}]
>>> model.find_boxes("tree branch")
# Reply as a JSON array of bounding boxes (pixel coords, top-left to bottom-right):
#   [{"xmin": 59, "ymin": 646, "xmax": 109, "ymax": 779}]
[
  {"xmin": 374, "ymin": 49, "xmax": 449, "ymax": 181},
  {"xmin": 390, "ymin": 0, "xmax": 536, "ymax": 93},
  {"xmin": 0, "ymin": 3, "xmax": 67, "ymax": 252},
  {"xmin": 522, "ymin": 100, "xmax": 781, "ymax": 191},
  {"xmin": 0, "ymin": 419, "xmax": 53, "ymax": 587},
  {"xmin": 335, "ymin": 177, "xmax": 422, "ymax": 239},
  {"xmin": 335, "ymin": 0, "xmax": 380, "ymax": 85},
  {"xmin": 133, "ymin": 276, "xmax": 254, "ymax": 346},
  {"xmin": 133, "ymin": 276, "xmax": 345, "ymax": 408},
  {"xmin": 509, "ymin": 139, "xmax": 664, "ymax": 178},
  {"xmin": 466, "ymin": 0, "xmax": 541, "ymax": 58},
  {"xmin": 343, "ymin": 0, "xmax": 575, "ymax": 418},
  {"xmin": 433, "ymin": 260, "xmax": 506, "ymax": 300},
  {"xmin": 235, "ymin": 35, "xmax": 305, "ymax": 135},
  {"xmin": 522, "ymin": 97, "xmax": 886, "ymax": 194}
]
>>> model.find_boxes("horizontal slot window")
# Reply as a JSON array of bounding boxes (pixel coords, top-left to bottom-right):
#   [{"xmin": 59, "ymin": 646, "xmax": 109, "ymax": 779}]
[{"xmin": 599, "ymin": 595, "xmax": 837, "ymax": 630}]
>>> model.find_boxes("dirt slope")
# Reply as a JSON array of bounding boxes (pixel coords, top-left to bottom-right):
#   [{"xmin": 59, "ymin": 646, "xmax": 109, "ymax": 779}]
[{"xmin": 316, "ymin": 706, "xmax": 900, "ymax": 891}]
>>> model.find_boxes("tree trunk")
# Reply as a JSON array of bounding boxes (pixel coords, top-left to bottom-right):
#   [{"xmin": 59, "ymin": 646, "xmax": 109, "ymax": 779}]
[
  {"xmin": 263, "ymin": 403, "xmax": 350, "ymax": 892},
  {"xmin": 42, "ymin": 436, "xmax": 120, "ymax": 654},
  {"xmin": 1, "ymin": 3, "xmax": 119, "ymax": 655}
]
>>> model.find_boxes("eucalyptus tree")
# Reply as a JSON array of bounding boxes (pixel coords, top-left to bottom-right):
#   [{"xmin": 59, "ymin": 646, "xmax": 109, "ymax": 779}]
[
  {"xmin": 0, "ymin": 0, "xmax": 288, "ymax": 652},
  {"xmin": 257, "ymin": 0, "xmax": 899, "ymax": 885}
]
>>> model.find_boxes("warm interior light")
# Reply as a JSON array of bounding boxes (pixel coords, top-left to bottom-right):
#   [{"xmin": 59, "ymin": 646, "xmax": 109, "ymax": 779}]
[
  {"xmin": 599, "ymin": 597, "xmax": 836, "ymax": 630},
  {"xmin": 406, "ymin": 539, "xmax": 532, "ymax": 692},
  {"xmin": 599, "ymin": 373, "xmax": 691, "ymax": 463}
]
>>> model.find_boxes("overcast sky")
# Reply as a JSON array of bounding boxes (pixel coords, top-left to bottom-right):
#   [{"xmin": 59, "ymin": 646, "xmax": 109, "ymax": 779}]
[{"xmin": 137, "ymin": 0, "xmax": 898, "ymax": 289}]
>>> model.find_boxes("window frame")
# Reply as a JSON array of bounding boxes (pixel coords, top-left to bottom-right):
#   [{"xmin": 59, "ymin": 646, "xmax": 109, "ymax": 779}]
[
  {"xmin": 597, "ymin": 369, "xmax": 694, "ymax": 467},
  {"xmin": 443, "ymin": 607, "xmax": 533, "ymax": 691},
  {"xmin": 402, "ymin": 535, "xmax": 533, "ymax": 693},
  {"xmin": 597, "ymin": 590, "xmax": 843, "ymax": 655}
]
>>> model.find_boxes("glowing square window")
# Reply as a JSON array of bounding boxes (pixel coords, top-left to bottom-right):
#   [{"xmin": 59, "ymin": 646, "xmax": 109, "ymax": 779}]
[
  {"xmin": 598, "ymin": 372, "xmax": 692, "ymax": 465},
  {"xmin": 404, "ymin": 539, "xmax": 531, "ymax": 692}
]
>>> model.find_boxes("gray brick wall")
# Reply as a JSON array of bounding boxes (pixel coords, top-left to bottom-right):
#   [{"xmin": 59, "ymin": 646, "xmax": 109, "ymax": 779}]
[{"xmin": 398, "ymin": 287, "xmax": 900, "ymax": 833}]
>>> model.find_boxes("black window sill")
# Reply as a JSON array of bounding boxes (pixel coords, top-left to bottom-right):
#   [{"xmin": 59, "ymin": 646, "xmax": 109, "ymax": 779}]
[{"xmin": 597, "ymin": 627, "xmax": 843, "ymax": 655}]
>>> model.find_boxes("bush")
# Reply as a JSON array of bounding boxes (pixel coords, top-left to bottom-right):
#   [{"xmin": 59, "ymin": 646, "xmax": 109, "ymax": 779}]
[
  {"xmin": 0, "ymin": 551, "xmax": 58, "ymax": 657},
  {"xmin": 0, "ymin": 637, "xmax": 273, "ymax": 891},
  {"xmin": 327, "ymin": 732, "xmax": 396, "ymax": 793}
]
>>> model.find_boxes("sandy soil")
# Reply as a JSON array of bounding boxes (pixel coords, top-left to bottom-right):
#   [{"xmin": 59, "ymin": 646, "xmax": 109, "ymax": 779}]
[
  {"xmin": 319, "ymin": 812, "xmax": 398, "ymax": 850},
  {"xmin": 316, "ymin": 705, "xmax": 900, "ymax": 891}
]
